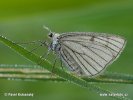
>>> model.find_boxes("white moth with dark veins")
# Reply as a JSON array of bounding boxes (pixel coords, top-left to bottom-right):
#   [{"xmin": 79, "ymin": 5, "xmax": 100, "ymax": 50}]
[{"xmin": 44, "ymin": 26, "xmax": 126, "ymax": 77}]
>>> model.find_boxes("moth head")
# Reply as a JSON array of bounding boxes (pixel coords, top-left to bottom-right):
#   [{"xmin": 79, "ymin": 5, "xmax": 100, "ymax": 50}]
[{"xmin": 48, "ymin": 32, "xmax": 53, "ymax": 38}]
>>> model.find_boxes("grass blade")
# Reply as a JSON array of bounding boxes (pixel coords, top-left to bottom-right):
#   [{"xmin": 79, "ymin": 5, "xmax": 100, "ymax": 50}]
[
  {"xmin": 0, "ymin": 35, "xmax": 130, "ymax": 100},
  {"xmin": 0, "ymin": 64, "xmax": 133, "ymax": 84}
]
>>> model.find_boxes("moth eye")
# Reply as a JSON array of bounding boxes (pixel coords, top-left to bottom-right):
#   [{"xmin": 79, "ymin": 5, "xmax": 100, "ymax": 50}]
[{"xmin": 48, "ymin": 33, "xmax": 53, "ymax": 38}]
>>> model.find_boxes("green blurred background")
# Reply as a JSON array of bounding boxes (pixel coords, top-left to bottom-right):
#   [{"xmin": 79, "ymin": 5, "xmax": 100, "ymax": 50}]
[{"xmin": 0, "ymin": 0, "xmax": 133, "ymax": 100}]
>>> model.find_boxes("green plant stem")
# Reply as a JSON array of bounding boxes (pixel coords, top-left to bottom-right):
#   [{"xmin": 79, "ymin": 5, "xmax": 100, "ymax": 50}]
[
  {"xmin": 0, "ymin": 64, "xmax": 133, "ymax": 84},
  {"xmin": 0, "ymin": 35, "xmax": 130, "ymax": 100}
]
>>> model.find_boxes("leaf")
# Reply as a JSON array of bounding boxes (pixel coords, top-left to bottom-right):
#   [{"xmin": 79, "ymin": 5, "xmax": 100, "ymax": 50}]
[{"xmin": 0, "ymin": 35, "xmax": 130, "ymax": 100}]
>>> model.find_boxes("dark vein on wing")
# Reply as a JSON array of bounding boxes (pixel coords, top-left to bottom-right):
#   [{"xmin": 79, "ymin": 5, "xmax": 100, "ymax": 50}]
[
  {"xmin": 62, "ymin": 48, "xmax": 80, "ymax": 71},
  {"xmin": 95, "ymin": 37, "xmax": 121, "ymax": 49},
  {"xmin": 104, "ymin": 39, "xmax": 126, "ymax": 67},
  {"xmin": 72, "ymin": 51, "xmax": 93, "ymax": 75},
  {"xmin": 59, "ymin": 33, "xmax": 124, "ymax": 45},
  {"xmin": 63, "ymin": 44, "xmax": 104, "ymax": 69},
  {"xmin": 64, "ymin": 39, "xmax": 113, "ymax": 57},
  {"xmin": 89, "ymin": 46, "xmax": 112, "ymax": 57},
  {"xmin": 73, "ymin": 42, "xmax": 109, "ymax": 62},
  {"xmin": 60, "ymin": 49, "xmax": 75, "ymax": 71},
  {"xmin": 63, "ymin": 43, "xmax": 99, "ymax": 73},
  {"xmin": 60, "ymin": 47, "xmax": 107, "ymax": 77},
  {"xmin": 79, "ymin": 54, "xmax": 99, "ymax": 73},
  {"xmin": 60, "ymin": 39, "xmax": 118, "ymax": 54},
  {"xmin": 61, "ymin": 44, "xmax": 92, "ymax": 75},
  {"xmin": 106, "ymin": 37, "xmax": 123, "ymax": 44},
  {"xmin": 67, "ymin": 41, "xmax": 115, "ymax": 66},
  {"xmin": 94, "ymin": 40, "xmax": 118, "ymax": 53}
]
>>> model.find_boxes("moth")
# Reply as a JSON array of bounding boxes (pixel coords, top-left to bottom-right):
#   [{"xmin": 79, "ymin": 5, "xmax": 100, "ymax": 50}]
[{"xmin": 42, "ymin": 26, "xmax": 126, "ymax": 77}]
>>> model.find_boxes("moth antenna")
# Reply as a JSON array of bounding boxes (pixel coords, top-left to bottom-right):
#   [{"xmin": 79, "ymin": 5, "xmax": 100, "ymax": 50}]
[{"xmin": 43, "ymin": 25, "xmax": 52, "ymax": 33}]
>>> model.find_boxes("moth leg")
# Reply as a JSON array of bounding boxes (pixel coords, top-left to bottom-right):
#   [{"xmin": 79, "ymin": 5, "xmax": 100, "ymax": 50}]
[
  {"xmin": 37, "ymin": 46, "xmax": 51, "ymax": 65},
  {"xmin": 29, "ymin": 45, "xmax": 42, "ymax": 53},
  {"xmin": 59, "ymin": 51, "xmax": 64, "ymax": 71},
  {"xmin": 45, "ymin": 55, "xmax": 58, "ymax": 78},
  {"xmin": 40, "ymin": 41, "xmax": 49, "ymax": 48},
  {"xmin": 60, "ymin": 56, "xmax": 63, "ymax": 70},
  {"xmin": 15, "ymin": 40, "xmax": 42, "ymax": 45},
  {"xmin": 16, "ymin": 40, "xmax": 49, "ymax": 55},
  {"xmin": 26, "ymin": 40, "xmax": 50, "ymax": 60},
  {"xmin": 49, "ymin": 46, "xmax": 64, "ymax": 74},
  {"xmin": 51, "ymin": 56, "xmax": 58, "ymax": 72}
]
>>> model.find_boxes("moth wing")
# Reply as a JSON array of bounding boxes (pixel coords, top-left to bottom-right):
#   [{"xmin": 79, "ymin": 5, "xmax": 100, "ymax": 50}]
[{"xmin": 58, "ymin": 32, "xmax": 126, "ymax": 77}]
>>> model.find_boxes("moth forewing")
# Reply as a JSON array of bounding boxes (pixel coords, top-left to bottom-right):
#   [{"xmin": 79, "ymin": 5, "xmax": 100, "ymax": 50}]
[{"xmin": 57, "ymin": 32, "xmax": 126, "ymax": 77}]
